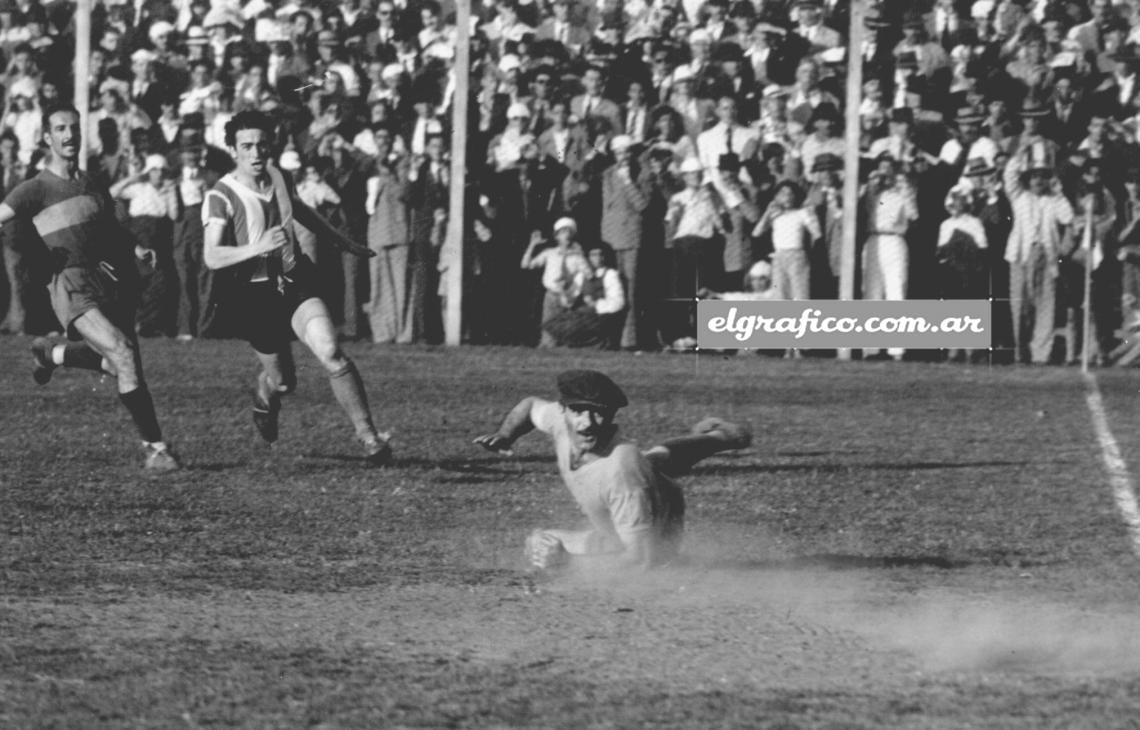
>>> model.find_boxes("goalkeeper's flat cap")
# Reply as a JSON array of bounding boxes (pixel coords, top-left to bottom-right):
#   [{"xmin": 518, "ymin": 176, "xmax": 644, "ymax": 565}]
[{"xmin": 557, "ymin": 370, "xmax": 628, "ymax": 411}]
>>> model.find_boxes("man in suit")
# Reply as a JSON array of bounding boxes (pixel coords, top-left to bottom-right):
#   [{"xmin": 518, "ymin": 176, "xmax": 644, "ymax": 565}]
[
  {"xmin": 686, "ymin": 28, "xmax": 723, "ymax": 100},
  {"xmin": 710, "ymin": 41, "xmax": 760, "ymax": 123},
  {"xmin": 1066, "ymin": 0, "xmax": 1113, "ymax": 55},
  {"xmin": 537, "ymin": 99, "xmax": 588, "ymax": 213},
  {"xmin": 170, "ymin": 144, "xmax": 221, "ymax": 340},
  {"xmin": 793, "ymin": 0, "xmax": 841, "ymax": 53},
  {"xmin": 1043, "ymin": 68, "xmax": 1089, "ymax": 153},
  {"xmin": 536, "ymin": 0, "xmax": 591, "ymax": 51},
  {"xmin": 570, "ymin": 65, "xmax": 623, "ymax": 143},
  {"xmin": 599, "ymin": 135, "xmax": 650, "ymax": 349},
  {"xmin": 621, "ymin": 80, "xmax": 654, "ymax": 145},
  {"xmin": 491, "ymin": 140, "xmax": 565, "ymax": 345},
  {"xmin": 406, "ymin": 125, "xmax": 451, "ymax": 344}
]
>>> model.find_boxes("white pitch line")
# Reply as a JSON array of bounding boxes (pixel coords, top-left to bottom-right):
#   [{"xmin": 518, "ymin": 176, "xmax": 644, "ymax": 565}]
[{"xmin": 1084, "ymin": 373, "xmax": 1140, "ymax": 556}]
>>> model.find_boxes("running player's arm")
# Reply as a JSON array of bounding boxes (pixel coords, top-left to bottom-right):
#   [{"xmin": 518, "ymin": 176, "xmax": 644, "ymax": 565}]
[
  {"xmin": 201, "ymin": 190, "xmax": 287, "ymax": 270},
  {"xmin": 473, "ymin": 397, "xmax": 557, "ymax": 455}
]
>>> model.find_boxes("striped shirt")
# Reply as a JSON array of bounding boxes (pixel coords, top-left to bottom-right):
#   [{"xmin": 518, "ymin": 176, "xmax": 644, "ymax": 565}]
[
  {"xmin": 3, "ymin": 169, "xmax": 117, "ymax": 270},
  {"xmin": 203, "ymin": 169, "xmax": 299, "ymax": 282}
]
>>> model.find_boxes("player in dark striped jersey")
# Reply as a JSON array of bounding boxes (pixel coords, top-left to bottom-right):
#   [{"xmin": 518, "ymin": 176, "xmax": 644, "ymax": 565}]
[
  {"xmin": 202, "ymin": 111, "xmax": 392, "ymax": 465},
  {"xmin": 0, "ymin": 104, "xmax": 179, "ymax": 471}
]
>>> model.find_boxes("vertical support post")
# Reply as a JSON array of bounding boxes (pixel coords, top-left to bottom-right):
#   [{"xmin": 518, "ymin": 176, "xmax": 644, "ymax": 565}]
[
  {"xmin": 444, "ymin": 2, "xmax": 471, "ymax": 345},
  {"xmin": 838, "ymin": 0, "xmax": 865, "ymax": 360}
]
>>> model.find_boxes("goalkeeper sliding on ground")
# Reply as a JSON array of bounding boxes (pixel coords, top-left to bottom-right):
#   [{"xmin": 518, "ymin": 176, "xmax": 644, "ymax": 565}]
[{"xmin": 473, "ymin": 369, "xmax": 752, "ymax": 571}]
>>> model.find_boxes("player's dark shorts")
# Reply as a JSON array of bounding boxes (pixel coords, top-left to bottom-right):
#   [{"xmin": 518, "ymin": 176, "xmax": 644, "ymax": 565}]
[
  {"xmin": 49, "ymin": 263, "xmax": 135, "ymax": 341},
  {"xmin": 236, "ymin": 254, "xmax": 322, "ymax": 354}
]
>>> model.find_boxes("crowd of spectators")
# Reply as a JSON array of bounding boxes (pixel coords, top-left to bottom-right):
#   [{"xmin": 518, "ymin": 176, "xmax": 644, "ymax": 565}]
[{"xmin": 2, "ymin": 0, "xmax": 1140, "ymax": 364}]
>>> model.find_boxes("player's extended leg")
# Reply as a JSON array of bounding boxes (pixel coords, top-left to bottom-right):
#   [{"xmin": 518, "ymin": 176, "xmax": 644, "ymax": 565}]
[
  {"xmin": 291, "ymin": 297, "xmax": 392, "ymax": 465},
  {"xmin": 70, "ymin": 308, "xmax": 179, "ymax": 471},
  {"xmin": 31, "ymin": 338, "xmax": 117, "ymax": 385},
  {"xmin": 251, "ymin": 347, "xmax": 295, "ymax": 444},
  {"xmin": 644, "ymin": 417, "xmax": 752, "ymax": 477}
]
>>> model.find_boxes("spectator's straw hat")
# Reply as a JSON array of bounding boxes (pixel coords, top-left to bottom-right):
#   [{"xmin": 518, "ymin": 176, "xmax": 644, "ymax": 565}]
[
  {"xmin": 671, "ymin": 65, "xmax": 696, "ymax": 84},
  {"xmin": 99, "ymin": 77, "xmax": 130, "ymax": 99},
  {"xmin": 279, "ymin": 150, "xmax": 301, "ymax": 171},
  {"xmin": 381, "ymin": 63, "xmax": 405, "ymax": 81},
  {"xmin": 902, "ymin": 9, "xmax": 927, "ymax": 31},
  {"xmin": 811, "ymin": 152, "xmax": 843, "ymax": 173},
  {"xmin": 507, "ymin": 102, "xmax": 531, "ymax": 119},
  {"xmin": 610, "ymin": 134, "xmax": 633, "ymax": 153},
  {"xmin": 679, "ymin": 157, "xmax": 704, "ymax": 175},
  {"xmin": 761, "ymin": 84, "xmax": 789, "ymax": 99},
  {"xmin": 819, "ymin": 47, "xmax": 845, "ymax": 66},
  {"xmin": 498, "ymin": 54, "xmax": 522, "ymax": 73},
  {"xmin": 148, "ymin": 20, "xmax": 174, "ymax": 44},
  {"xmin": 143, "ymin": 154, "xmax": 168, "ymax": 174},
  {"xmin": 8, "ymin": 76, "xmax": 36, "ymax": 99},
  {"xmin": 749, "ymin": 260, "xmax": 772, "ymax": 278},
  {"xmin": 864, "ymin": 7, "xmax": 893, "ymax": 29},
  {"xmin": 688, "ymin": 29, "xmax": 712, "ymax": 46},
  {"xmin": 971, "ymin": 0, "xmax": 994, "ymax": 19},
  {"xmin": 954, "ymin": 105, "xmax": 985, "ymax": 125},
  {"xmin": 131, "ymin": 48, "xmax": 158, "ymax": 64},
  {"xmin": 423, "ymin": 41, "xmax": 454, "ymax": 61},
  {"xmin": 185, "ymin": 26, "xmax": 208, "ymax": 45},
  {"xmin": 317, "ymin": 29, "xmax": 339, "ymax": 46},
  {"xmin": 962, "ymin": 157, "xmax": 996, "ymax": 177},
  {"xmin": 1019, "ymin": 97, "xmax": 1049, "ymax": 118},
  {"xmin": 553, "ymin": 217, "xmax": 577, "ymax": 234},
  {"xmin": 203, "ymin": 7, "xmax": 244, "ymax": 30}
]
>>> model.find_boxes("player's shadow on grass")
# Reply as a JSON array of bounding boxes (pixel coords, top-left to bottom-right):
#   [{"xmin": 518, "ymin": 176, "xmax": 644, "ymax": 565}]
[
  {"xmin": 692, "ymin": 459, "xmax": 1036, "ymax": 475},
  {"xmin": 700, "ymin": 553, "xmax": 972, "ymax": 571}
]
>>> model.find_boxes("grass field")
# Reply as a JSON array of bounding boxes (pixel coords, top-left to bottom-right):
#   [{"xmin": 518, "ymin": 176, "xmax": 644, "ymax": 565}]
[{"xmin": 3, "ymin": 339, "xmax": 1140, "ymax": 729}]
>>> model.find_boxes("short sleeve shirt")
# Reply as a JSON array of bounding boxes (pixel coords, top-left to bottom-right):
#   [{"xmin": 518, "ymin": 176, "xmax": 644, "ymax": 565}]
[
  {"xmin": 4, "ymin": 169, "xmax": 117, "ymax": 270},
  {"xmin": 531, "ymin": 399, "xmax": 680, "ymax": 547},
  {"xmin": 203, "ymin": 171, "xmax": 300, "ymax": 282}
]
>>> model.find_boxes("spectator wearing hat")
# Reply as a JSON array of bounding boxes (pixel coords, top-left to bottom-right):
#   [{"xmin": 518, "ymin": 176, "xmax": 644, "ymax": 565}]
[
  {"xmin": 939, "ymin": 104, "xmax": 998, "ymax": 183},
  {"xmin": 488, "ymin": 101, "xmax": 536, "ymax": 171},
  {"xmin": 364, "ymin": 0, "xmax": 401, "ymax": 54},
  {"xmin": 668, "ymin": 65, "xmax": 716, "ymax": 139},
  {"xmin": 684, "ymin": 27, "xmax": 723, "ymax": 100},
  {"xmin": 806, "ymin": 151, "xmax": 844, "ymax": 297},
  {"xmin": 702, "ymin": 0, "xmax": 736, "ymax": 43},
  {"xmin": 1005, "ymin": 27, "xmax": 1054, "ymax": 96},
  {"xmin": 1065, "ymin": 156, "xmax": 1120, "ymax": 362},
  {"xmin": 894, "ymin": 9, "xmax": 951, "ymax": 84},
  {"xmin": 708, "ymin": 259, "xmax": 780, "ymax": 301},
  {"xmin": 541, "ymin": 241, "xmax": 627, "ymax": 349},
  {"xmin": 938, "ymin": 185, "xmax": 989, "ymax": 360},
  {"xmin": 1009, "ymin": 95, "xmax": 1061, "ymax": 165},
  {"xmin": 752, "ymin": 179, "xmax": 820, "ymax": 302},
  {"xmin": 1002, "ymin": 143, "xmax": 1076, "ymax": 364},
  {"xmin": 715, "ymin": 150, "xmax": 759, "ymax": 295},
  {"xmin": 536, "ymin": 98, "xmax": 589, "ymax": 202},
  {"xmin": 621, "ymin": 79, "xmax": 654, "ymax": 145},
  {"xmin": 522, "ymin": 216, "xmax": 587, "ymax": 347},
  {"xmin": 1094, "ymin": 42, "xmax": 1140, "ymax": 119},
  {"xmin": 1042, "ymin": 67, "xmax": 1089, "ymax": 151},
  {"xmin": 861, "ymin": 153, "xmax": 918, "ymax": 359},
  {"xmin": 710, "ymin": 40, "xmax": 760, "ymax": 123},
  {"xmin": 793, "ymin": 0, "xmax": 840, "ymax": 53},
  {"xmin": 485, "ymin": 0, "xmax": 536, "ymax": 57},
  {"xmin": 111, "ymin": 153, "xmax": 179, "ymax": 338},
  {"xmin": 571, "ymin": 66, "xmax": 623, "ymax": 143},
  {"xmin": 599, "ymin": 134, "xmax": 650, "ymax": 348}
]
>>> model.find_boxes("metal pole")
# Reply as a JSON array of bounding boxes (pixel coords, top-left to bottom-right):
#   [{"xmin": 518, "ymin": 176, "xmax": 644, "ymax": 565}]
[
  {"xmin": 443, "ymin": 2, "xmax": 470, "ymax": 345},
  {"xmin": 838, "ymin": 0, "xmax": 865, "ymax": 361},
  {"xmin": 75, "ymin": 0, "xmax": 91, "ymax": 171},
  {"xmin": 1082, "ymin": 195, "xmax": 1094, "ymax": 373}
]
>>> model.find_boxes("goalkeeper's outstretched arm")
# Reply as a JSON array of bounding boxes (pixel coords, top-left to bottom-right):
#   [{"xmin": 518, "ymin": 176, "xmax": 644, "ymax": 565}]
[{"xmin": 473, "ymin": 397, "xmax": 546, "ymax": 455}]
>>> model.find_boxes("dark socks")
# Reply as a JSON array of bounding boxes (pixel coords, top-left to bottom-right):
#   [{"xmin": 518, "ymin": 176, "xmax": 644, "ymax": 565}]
[
  {"xmin": 119, "ymin": 386, "xmax": 163, "ymax": 443},
  {"xmin": 61, "ymin": 344, "xmax": 106, "ymax": 372},
  {"xmin": 328, "ymin": 359, "xmax": 377, "ymax": 441}
]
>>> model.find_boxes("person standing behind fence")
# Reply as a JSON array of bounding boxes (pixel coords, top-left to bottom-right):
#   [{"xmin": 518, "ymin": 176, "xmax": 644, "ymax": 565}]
[
  {"xmin": 110, "ymin": 154, "xmax": 179, "ymax": 338},
  {"xmin": 599, "ymin": 134, "xmax": 648, "ymax": 350},
  {"xmin": 665, "ymin": 157, "xmax": 724, "ymax": 350},
  {"xmin": 170, "ymin": 144, "xmax": 218, "ymax": 340},
  {"xmin": 365, "ymin": 128, "xmax": 411, "ymax": 345},
  {"xmin": 752, "ymin": 179, "xmax": 820, "ymax": 301},
  {"xmin": 1002, "ymin": 144, "xmax": 1075, "ymax": 365},
  {"xmin": 861, "ymin": 153, "xmax": 918, "ymax": 361}
]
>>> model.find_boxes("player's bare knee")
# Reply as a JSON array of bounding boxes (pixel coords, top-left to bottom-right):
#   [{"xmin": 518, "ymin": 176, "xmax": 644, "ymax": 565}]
[{"xmin": 316, "ymin": 345, "xmax": 347, "ymax": 374}]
